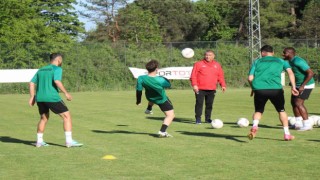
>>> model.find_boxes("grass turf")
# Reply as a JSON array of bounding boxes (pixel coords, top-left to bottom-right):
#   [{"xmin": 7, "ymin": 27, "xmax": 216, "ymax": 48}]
[{"xmin": 0, "ymin": 88, "xmax": 319, "ymax": 179}]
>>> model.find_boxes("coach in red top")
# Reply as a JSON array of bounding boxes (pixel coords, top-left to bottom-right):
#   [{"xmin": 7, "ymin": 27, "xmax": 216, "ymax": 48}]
[{"xmin": 190, "ymin": 50, "xmax": 226, "ymax": 124}]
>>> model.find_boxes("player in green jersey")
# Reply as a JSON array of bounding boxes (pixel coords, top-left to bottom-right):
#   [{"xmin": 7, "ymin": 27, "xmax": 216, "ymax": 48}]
[
  {"xmin": 136, "ymin": 60, "xmax": 175, "ymax": 137},
  {"xmin": 247, "ymin": 45, "xmax": 299, "ymax": 141},
  {"xmin": 29, "ymin": 53, "xmax": 83, "ymax": 148},
  {"xmin": 283, "ymin": 47, "xmax": 315, "ymax": 131}
]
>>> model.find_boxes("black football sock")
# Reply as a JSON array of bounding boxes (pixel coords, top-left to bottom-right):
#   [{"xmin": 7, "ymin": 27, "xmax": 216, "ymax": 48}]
[
  {"xmin": 147, "ymin": 105, "xmax": 152, "ymax": 111},
  {"xmin": 160, "ymin": 124, "xmax": 168, "ymax": 132}
]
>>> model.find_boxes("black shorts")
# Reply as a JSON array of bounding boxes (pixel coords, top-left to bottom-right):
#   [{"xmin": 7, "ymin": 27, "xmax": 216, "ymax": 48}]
[
  {"xmin": 292, "ymin": 88, "xmax": 312, "ymax": 100},
  {"xmin": 158, "ymin": 99, "xmax": 174, "ymax": 112},
  {"xmin": 254, "ymin": 89, "xmax": 285, "ymax": 113},
  {"xmin": 37, "ymin": 101, "xmax": 69, "ymax": 114}
]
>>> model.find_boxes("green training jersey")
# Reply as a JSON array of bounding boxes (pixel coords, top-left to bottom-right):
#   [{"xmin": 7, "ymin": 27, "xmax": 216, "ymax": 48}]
[
  {"xmin": 31, "ymin": 64, "xmax": 62, "ymax": 102},
  {"xmin": 289, "ymin": 56, "xmax": 315, "ymax": 87},
  {"xmin": 136, "ymin": 75, "xmax": 171, "ymax": 104},
  {"xmin": 249, "ymin": 56, "xmax": 291, "ymax": 90}
]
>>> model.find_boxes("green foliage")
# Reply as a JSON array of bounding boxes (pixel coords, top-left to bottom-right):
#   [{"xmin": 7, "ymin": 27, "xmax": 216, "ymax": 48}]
[
  {"xmin": 117, "ymin": 3, "xmax": 162, "ymax": 43},
  {"xmin": 1, "ymin": 40, "xmax": 319, "ymax": 93},
  {"xmin": 129, "ymin": 0, "xmax": 208, "ymax": 42},
  {"xmin": 259, "ymin": 0, "xmax": 294, "ymax": 39},
  {"xmin": 0, "ymin": 0, "xmax": 85, "ymax": 70},
  {"xmin": 294, "ymin": 0, "xmax": 320, "ymax": 39},
  {"xmin": 82, "ymin": 0, "xmax": 319, "ymax": 42}
]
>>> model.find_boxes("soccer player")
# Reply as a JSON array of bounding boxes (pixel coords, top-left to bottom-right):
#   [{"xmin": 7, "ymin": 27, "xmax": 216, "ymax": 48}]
[
  {"xmin": 29, "ymin": 53, "xmax": 83, "ymax": 148},
  {"xmin": 247, "ymin": 45, "xmax": 299, "ymax": 141},
  {"xmin": 136, "ymin": 60, "xmax": 175, "ymax": 137},
  {"xmin": 283, "ymin": 47, "xmax": 315, "ymax": 131},
  {"xmin": 190, "ymin": 50, "xmax": 226, "ymax": 124}
]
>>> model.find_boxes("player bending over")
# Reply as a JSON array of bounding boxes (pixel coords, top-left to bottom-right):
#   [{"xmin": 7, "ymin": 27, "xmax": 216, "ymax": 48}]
[{"xmin": 136, "ymin": 60, "xmax": 175, "ymax": 137}]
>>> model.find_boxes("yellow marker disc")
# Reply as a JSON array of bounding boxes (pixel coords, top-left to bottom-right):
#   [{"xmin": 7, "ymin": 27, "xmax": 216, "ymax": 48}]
[{"xmin": 102, "ymin": 155, "xmax": 117, "ymax": 160}]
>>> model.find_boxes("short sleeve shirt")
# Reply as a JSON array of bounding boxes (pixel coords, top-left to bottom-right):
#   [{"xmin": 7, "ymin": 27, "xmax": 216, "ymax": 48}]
[
  {"xmin": 289, "ymin": 56, "xmax": 315, "ymax": 87},
  {"xmin": 31, "ymin": 64, "xmax": 62, "ymax": 102},
  {"xmin": 249, "ymin": 56, "xmax": 291, "ymax": 90},
  {"xmin": 136, "ymin": 75, "xmax": 170, "ymax": 104}
]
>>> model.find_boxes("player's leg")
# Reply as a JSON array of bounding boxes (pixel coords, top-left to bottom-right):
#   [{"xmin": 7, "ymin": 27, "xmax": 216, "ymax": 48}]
[
  {"xmin": 295, "ymin": 89, "xmax": 313, "ymax": 131},
  {"xmin": 270, "ymin": 89, "xmax": 294, "ymax": 140},
  {"xmin": 35, "ymin": 102, "xmax": 50, "ymax": 147},
  {"xmin": 195, "ymin": 90, "xmax": 205, "ymax": 124},
  {"xmin": 204, "ymin": 90, "xmax": 216, "ymax": 123},
  {"xmin": 37, "ymin": 113, "xmax": 49, "ymax": 133},
  {"xmin": 60, "ymin": 111, "xmax": 72, "ymax": 132},
  {"xmin": 248, "ymin": 90, "xmax": 268, "ymax": 140},
  {"xmin": 291, "ymin": 95, "xmax": 303, "ymax": 129},
  {"xmin": 145, "ymin": 101, "xmax": 154, "ymax": 114},
  {"xmin": 158, "ymin": 99, "xmax": 174, "ymax": 137},
  {"xmin": 50, "ymin": 101, "xmax": 83, "ymax": 147}
]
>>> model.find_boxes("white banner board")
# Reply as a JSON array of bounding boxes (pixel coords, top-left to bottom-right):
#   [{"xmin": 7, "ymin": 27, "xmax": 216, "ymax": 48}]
[
  {"xmin": 129, "ymin": 67, "xmax": 192, "ymax": 80},
  {"xmin": 0, "ymin": 69, "xmax": 38, "ymax": 83}
]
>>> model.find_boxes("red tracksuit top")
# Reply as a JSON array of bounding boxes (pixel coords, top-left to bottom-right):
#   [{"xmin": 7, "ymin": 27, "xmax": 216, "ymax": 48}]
[{"xmin": 190, "ymin": 59, "xmax": 226, "ymax": 90}]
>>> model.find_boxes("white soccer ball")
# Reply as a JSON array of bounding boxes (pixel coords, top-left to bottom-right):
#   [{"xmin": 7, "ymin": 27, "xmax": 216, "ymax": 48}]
[
  {"xmin": 309, "ymin": 115, "xmax": 320, "ymax": 127},
  {"xmin": 181, "ymin": 48, "xmax": 194, "ymax": 58},
  {"xmin": 211, "ymin": 119, "xmax": 223, "ymax": 129},
  {"xmin": 237, "ymin": 118, "xmax": 249, "ymax": 127},
  {"xmin": 288, "ymin": 116, "xmax": 296, "ymax": 126}
]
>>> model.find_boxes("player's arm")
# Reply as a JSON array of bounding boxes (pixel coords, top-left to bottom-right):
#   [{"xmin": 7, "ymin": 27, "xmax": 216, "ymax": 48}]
[
  {"xmin": 29, "ymin": 82, "xmax": 36, "ymax": 106},
  {"xmin": 218, "ymin": 65, "xmax": 226, "ymax": 93},
  {"xmin": 55, "ymin": 80, "xmax": 72, "ymax": 101},
  {"xmin": 299, "ymin": 68, "xmax": 314, "ymax": 91},
  {"xmin": 190, "ymin": 64, "xmax": 199, "ymax": 94},
  {"xmin": 248, "ymin": 75, "xmax": 254, "ymax": 97},
  {"xmin": 136, "ymin": 77, "xmax": 143, "ymax": 105},
  {"xmin": 136, "ymin": 90, "xmax": 142, "ymax": 105},
  {"xmin": 248, "ymin": 61, "xmax": 256, "ymax": 97},
  {"xmin": 286, "ymin": 68, "xmax": 299, "ymax": 96},
  {"xmin": 162, "ymin": 76, "xmax": 171, "ymax": 88}
]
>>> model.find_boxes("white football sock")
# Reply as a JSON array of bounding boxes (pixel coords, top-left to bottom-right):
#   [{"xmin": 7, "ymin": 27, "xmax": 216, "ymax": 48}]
[
  {"xmin": 65, "ymin": 131, "xmax": 72, "ymax": 143},
  {"xmin": 37, "ymin": 133, "xmax": 43, "ymax": 143},
  {"xmin": 252, "ymin": 119, "xmax": 259, "ymax": 127},
  {"xmin": 283, "ymin": 127, "xmax": 290, "ymax": 135},
  {"xmin": 303, "ymin": 119, "xmax": 312, "ymax": 127}
]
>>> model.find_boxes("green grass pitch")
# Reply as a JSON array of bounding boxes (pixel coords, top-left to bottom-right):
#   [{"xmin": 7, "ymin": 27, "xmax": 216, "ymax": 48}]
[{"xmin": 0, "ymin": 88, "xmax": 319, "ymax": 179}]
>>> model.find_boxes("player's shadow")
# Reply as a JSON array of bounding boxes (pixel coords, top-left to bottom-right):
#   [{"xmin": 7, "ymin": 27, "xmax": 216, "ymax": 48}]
[
  {"xmin": 146, "ymin": 116, "xmax": 194, "ymax": 124},
  {"xmin": 0, "ymin": 136, "xmax": 64, "ymax": 147},
  {"xmin": 177, "ymin": 131, "xmax": 282, "ymax": 142},
  {"xmin": 309, "ymin": 113, "xmax": 320, "ymax": 115},
  {"xmin": 211, "ymin": 122, "xmax": 281, "ymax": 130},
  {"xmin": 92, "ymin": 130, "xmax": 159, "ymax": 137},
  {"xmin": 307, "ymin": 139, "xmax": 320, "ymax": 142},
  {"xmin": 92, "ymin": 130, "xmax": 148, "ymax": 134},
  {"xmin": 176, "ymin": 131, "xmax": 248, "ymax": 143},
  {"xmin": 223, "ymin": 122, "xmax": 244, "ymax": 128},
  {"xmin": 255, "ymin": 124, "xmax": 282, "ymax": 129}
]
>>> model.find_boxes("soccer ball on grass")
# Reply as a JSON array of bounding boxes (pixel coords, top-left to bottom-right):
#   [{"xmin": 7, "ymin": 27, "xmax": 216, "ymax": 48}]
[
  {"xmin": 211, "ymin": 119, "xmax": 223, "ymax": 129},
  {"xmin": 237, "ymin": 118, "xmax": 249, "ymax": 127}
]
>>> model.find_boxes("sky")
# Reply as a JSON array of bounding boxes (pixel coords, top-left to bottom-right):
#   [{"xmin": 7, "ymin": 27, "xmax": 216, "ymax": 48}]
[{"xmin": 75, "ymin": 0, "xmax": 97, "ymax": 31}]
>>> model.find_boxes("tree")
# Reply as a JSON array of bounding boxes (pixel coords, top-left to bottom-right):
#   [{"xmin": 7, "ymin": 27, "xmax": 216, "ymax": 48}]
[
  {"xmin": 82, "ymin": 0, "xmax": 130, "ymax": 42},
  {"xmin": 117, "ymin": 3, "xmax": 162, "ymax": 43},
  {"xmin": 0, "ymin": 0, "xmax": 84, "ymax": 68},
  {"xmin": 136, "ymin": 0, "xmax": 208, "ymax": 42},
  {"xmin": 259, "ymin": 0, "xmax": 294, "ymax": 39},
  {"xmin": 195, "ymin": 0, "xmax": 245, "ymax": 41},
  {"xmin": 294, "ymin": 0, "xmax": 320, "ymax": 40}
]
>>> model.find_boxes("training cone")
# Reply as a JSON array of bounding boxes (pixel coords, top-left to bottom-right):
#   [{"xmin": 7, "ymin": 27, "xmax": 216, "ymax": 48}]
[{"xmin": 102, "ymin": 155, "xmax": 117, "ymax": 160}]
